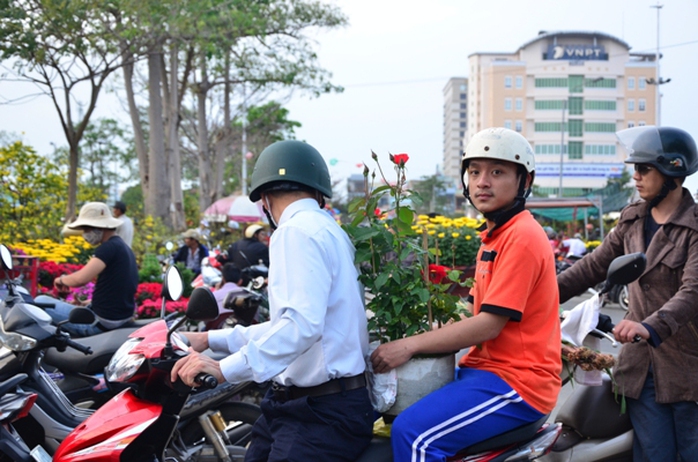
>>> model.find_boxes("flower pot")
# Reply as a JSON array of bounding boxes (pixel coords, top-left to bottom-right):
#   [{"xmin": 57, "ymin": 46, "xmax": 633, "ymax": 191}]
[{"xmin": 382, "ymin": 353, "xmax": 455, "ymax": 423}]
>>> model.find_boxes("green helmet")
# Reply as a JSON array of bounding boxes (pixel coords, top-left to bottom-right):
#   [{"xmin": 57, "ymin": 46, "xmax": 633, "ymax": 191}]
[{"xmin": 249, "ymin": 140, "xmax": 333, "ymax": 202}]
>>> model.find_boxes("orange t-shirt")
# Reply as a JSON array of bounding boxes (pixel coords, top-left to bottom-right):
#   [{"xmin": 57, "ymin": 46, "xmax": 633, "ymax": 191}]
[{"xmin": 459, "ymin": 211, "xmax": 562, "ymax": 413}]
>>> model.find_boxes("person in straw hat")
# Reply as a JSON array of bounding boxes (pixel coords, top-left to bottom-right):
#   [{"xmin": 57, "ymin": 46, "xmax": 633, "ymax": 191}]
[
  {"xmin": 173, "ymin": 228, "xmax": 209, "ymax": 275},
  {"xmin": 35, "ymin": 202, "xmax": 138, "ymax": 337}
]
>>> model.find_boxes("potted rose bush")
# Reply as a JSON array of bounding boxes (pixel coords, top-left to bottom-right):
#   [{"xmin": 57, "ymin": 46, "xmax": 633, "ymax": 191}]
[{"xmin": 343, "ymin": 152, "xmax": 468, "ymax": 419}]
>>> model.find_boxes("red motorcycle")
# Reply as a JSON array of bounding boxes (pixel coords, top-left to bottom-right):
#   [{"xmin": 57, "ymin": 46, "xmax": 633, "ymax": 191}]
[{"xmin": 46, "ymin": 286, "xmax": 256, "ymax": 461}]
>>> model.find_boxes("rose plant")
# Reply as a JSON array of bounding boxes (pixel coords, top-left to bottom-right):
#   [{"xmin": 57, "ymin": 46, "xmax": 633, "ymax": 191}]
[{"xmin": 343, "ymin": 152, "xmax": 466, "ymax": 342}]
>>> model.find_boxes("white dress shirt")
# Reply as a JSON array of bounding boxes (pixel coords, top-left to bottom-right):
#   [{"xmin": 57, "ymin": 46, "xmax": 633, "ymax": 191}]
[
  {"xmin": 208, "ymin": 198, "xmax": 368, "ymax": 387},
  {"xmin": 115, "ymin": 215, "xmax": 134, "ymax": 247}
]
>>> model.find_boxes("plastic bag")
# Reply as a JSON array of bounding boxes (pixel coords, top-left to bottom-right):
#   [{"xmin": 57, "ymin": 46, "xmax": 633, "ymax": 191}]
[{"xmin": 365, "ymin": 341, "xmax": 397, "ymax": 413}]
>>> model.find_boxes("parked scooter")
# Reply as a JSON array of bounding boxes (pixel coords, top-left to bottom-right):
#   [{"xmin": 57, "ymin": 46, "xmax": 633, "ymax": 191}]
[
  {"xmin": 45, "ymin": 287, "xmax": 257, "ymax": 461},
  {"xmin": 0, "ymin": 245, "xmax": 260, "ymax": 459},
  {"xmin": 0, "ymin": 374, "xmax": 38, "ymax": 462}
]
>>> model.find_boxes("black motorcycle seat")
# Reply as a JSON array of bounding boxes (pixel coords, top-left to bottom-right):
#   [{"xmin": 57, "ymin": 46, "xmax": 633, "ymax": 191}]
[
  {"xmin": 43, "ymin": 326, "xmax": 141, "ymax": 374},
  {"xmin": 459, "ymin": 414, "xmax": 549, "ymax": 455}
]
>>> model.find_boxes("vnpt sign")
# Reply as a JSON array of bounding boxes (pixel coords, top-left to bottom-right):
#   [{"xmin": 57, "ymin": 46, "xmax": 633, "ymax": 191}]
[{"xmin": 546, "ymin": 45, "xmax": 607, "ymax": 61}]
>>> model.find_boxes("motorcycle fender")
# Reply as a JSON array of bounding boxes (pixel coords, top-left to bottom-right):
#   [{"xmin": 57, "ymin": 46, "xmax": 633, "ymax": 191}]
[{"xmin": 53, "ymin": 389, "xmax": 162, "ymax": 461}]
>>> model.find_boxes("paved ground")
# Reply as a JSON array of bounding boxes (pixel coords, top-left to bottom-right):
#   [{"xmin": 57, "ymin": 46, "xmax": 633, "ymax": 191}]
[{"xmin": 552, "ymin": 292, "xmax": 627, "ymax": 421}]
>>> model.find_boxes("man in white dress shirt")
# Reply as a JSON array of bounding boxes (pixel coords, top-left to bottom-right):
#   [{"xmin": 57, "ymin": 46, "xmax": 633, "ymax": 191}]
[
  {"xmin": 112, "ymin": 201, "xmax": 134, "ymax": 247},
  {"xmin": 171, "ymin": 140, "xmax": 373, "ymax": 461}
]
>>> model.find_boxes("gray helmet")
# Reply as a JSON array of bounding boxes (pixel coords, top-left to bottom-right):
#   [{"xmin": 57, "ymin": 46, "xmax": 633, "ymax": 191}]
[
  {"xmin": 249, "ymin": 140, "xmax": 332, "ymax": 202},
  {"xmin": 618, "ymin": 126, "xmax": 698, "ymax": 178}
]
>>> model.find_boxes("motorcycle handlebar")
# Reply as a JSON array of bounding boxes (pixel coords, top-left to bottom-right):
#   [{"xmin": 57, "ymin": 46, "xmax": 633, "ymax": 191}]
[
  {"xmin": 66, "ymin": 338, "xmax": 93, "ymax": 355},
  {"xmin": 195, "ymin": 373, "xmax": 218, "ymax": 389}
]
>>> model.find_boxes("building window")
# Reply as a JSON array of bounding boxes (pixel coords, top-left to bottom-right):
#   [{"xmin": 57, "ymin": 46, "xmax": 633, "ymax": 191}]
[
  {"xmin": 585, "ymin": 122, "xmax": 617, "ymax": 132},
  {"xmin": 535, "ymin": 100, "xmax": 565, "ymax": 110},
  {"xmin": 505, "ymin": 76, "xmax": 512, "ymax": 88},
  {"xmin": 460, "ymin": 112, "xmax": 466, "ymax": 119},
  {"xmin": 535, "ymin": 144, "xmax": 567, "ymax": 154},
  {"xmin": 627, "ymin": 77, "xmax": 635, "ymax": 90},
  {"xmin": 504, "ymin": 120, "xmax": 512, "ymax": 130},
  {"xmin": 639, "ymin": 99, "xmax": 646, "ymax": 112},
  {"xmin": 569, "ymin": 75, "xmax": 584, "ymax": 93},
  {"xmin": 535, "ymin": 122, "xmax": 564, "ymax": 132},
  {"xmin": 460, "ymin": 93, "xmax": 466, "ymax": 100},
  {"xmin": 515, "ymin": 98, "xmax": 523, "ymax": 111},
  {"xmin": 585, "ymin": 77, "xmax": 617, "ymax": 88},
  {"xmin": 568, "ymin": 119, "xmax": 583, "ymax": 137},
  {"xmin": 628, "ymin": 99, "xmax": 635, "ymax": 112},
  {"xmin": 568, "ymin": 97, "xmax": 583, "ymax": 115},
  {"xmin": 460, "ymin": 103, "xmax": 466, "ymax": 109},
  {"xmin": 515, "ymin": 75, "xmax": 523, "ymax": 89},
  {"xmin": 585, "ymin": 144, "xmax": 616, "ymax": 155},
  {"xmin": 459, "ymin": 131, "xmax": 465, "ymax": 137},
  {"xmin": 628, "ymin": 121, "xmax": 635, "ymax": 128},
  {"xmin": 504, "ymin": 98, "xmax": 512, "ymax": 111},
  {"xmin": 639, "ymin": 121, "xmax": 646, "ymax": 127},
  {"xmin": 639, "ymin": 78, "xmax": 646, "ymax": 90},
  {"xmin": 568, "ymin": 142, "xmax": 583, "ymax": 159},
  {"xmin": 460, "ymin": 122, "xmax": 466, "ymax": 128},
  {"xmin": 515, "ymin": 120, "xmax": 522, "ymax": 132},
  {"xmin": 460, "ymin": 84, "xmax": 467, "ymax": 91},
  {"xmin": 535, "ymin": 77, "xmax": 568, "ymax": 88},
  {"xmin": 584, "ymin": 100, "xmax": 616, "ymax": 111}
]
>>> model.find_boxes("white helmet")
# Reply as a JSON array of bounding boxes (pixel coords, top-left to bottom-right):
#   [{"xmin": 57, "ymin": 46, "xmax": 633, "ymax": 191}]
[{"xmin": 461, "ymin": 127, "xmax": 535, "ymax": 174}]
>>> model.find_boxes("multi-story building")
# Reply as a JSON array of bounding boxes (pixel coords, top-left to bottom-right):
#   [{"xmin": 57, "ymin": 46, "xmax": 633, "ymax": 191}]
[{"xmin": 444, "ymin": 31, "xmax": 658, "ymax": 197}]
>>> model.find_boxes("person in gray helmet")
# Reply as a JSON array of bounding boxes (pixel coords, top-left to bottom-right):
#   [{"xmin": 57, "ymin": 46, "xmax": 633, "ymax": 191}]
[{"xmin": 558, "ymin": 125, "xmax": 698, "ymax": 461}]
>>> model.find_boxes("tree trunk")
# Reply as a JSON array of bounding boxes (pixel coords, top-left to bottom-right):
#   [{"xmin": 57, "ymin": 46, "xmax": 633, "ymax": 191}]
[
  {"xmin": 164, "ymin": 45, "xmax": 186, "ymax": 231},
  {"xmin": 196, "ymin": 51, "xmax": 214, "ymax": 213},
  {"xmin": 146, "ymin": 47, "xmax": 170, "ymax": 224},
  {"xmin": 121, "ymin": 47, "xmax": 149, "ymax": 197}
]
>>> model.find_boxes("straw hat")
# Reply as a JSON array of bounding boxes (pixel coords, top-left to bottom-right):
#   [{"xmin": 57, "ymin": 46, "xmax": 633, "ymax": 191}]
[
  {"xmin": 67, "ymin": 202, "xmax": 122, "ymax": 230},
  {"xmin": 182, "ymin": 229, "xmax": 201, "ymax": 241},
  {"xmin": 245, "ymin": 224, "xmax": 264, "ymax": 239}
]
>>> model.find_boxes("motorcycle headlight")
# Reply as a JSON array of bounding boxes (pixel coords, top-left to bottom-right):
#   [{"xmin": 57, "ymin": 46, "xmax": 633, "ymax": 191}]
[
  {"xmin": 0, "ymin": 317, "xmax": 37, "ymax": 351},
  {"xmin": 105, "ymin": 338, "xmax": 146, "ymax": 383}
]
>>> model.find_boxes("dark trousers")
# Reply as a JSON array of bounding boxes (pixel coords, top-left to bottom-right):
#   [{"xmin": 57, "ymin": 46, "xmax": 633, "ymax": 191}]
[{"xmin": 244, "ymin": 386, "xmax": 374, "ymax": 462}]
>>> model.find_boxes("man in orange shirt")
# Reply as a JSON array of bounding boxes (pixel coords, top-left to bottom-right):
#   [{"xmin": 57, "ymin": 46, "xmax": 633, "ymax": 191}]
[{"xmin": 371, "ymin": 128, "xmax": 561, "ymax": 461}]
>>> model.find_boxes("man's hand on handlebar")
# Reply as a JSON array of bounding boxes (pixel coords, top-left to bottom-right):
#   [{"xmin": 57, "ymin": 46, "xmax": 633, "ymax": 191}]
[{"xmin": 612, "ymin": 320, "xmax": 649, "ymax": 344}]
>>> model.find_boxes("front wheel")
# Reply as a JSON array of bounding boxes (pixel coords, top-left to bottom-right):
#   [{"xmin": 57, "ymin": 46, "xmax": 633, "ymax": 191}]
[{"xmin": 618, "ymin": 285, "xmax": 629, "ymax": 311}]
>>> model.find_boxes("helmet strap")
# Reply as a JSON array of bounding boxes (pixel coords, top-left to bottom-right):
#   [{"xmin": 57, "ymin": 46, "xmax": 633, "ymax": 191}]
[
  {"xmin": 262, "ymin": 195, "xmax": 278, "ymax": 230},
  {"xmin": 647, "ymin": 177, "xmax": 678, "ymax": 210}
]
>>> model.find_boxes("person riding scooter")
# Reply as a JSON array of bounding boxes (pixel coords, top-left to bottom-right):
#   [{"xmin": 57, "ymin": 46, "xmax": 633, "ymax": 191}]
[
  {"xmin": 370, "ymin": 127, "xmax": 561, "ymax": 461},
  {"xmin": 35, "ymin": 202, "xmax": 138, "ymax": 337}
]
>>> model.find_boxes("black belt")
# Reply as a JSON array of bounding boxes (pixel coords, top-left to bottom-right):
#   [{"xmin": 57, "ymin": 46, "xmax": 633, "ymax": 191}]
[{"xmin": 271, "ymin": 373, "xmax": 366, "ymax": 401}]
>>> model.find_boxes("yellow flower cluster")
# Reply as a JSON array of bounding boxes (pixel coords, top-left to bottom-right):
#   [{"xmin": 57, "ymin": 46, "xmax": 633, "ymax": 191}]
[
  {"xmin": 412, "ymin": 215, "xmax": 483, "ymax": 236},
  {"xmin": 12, "ymin": 236, "xmax": 92, "ymax": 263}
]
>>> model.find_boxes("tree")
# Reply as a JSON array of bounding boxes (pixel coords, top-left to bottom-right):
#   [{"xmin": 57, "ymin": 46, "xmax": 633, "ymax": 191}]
[
  {"xmin": 0, "ymin": 0, "xmax": 125, "ymax": 220},
  {"xmin": 411, "ymin": 175, "xmax": 456, "ymax": 216},
  {"xmin": 0, "ymin": 141, "xmax": 100, "ymax": 242}
]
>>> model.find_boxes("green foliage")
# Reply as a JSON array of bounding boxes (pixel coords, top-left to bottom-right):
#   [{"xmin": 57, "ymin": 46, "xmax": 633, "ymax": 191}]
[
  {"xmin": 0, "ymin": 141, "xmax": 67, "ymax": 242},
  {"xmin": 411, "ymin": 174, "xmax": 455, "ymax": 216},
  {"xmin": 343, "ymin": 153, "xmax": 463, "ymax": 342},
  {"xmin": 138, "ymin": 253, "xmax": 162, "ymax": 283}
]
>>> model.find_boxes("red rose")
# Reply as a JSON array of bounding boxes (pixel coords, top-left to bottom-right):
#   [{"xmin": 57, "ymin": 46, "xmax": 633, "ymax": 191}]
[
  {"xmin": 392, "ymin": 153, "xmax": 409, "ymax": 166},
  {"xmin": 428, "ymin": 264, "xmax": 449, "ymax": 284}
]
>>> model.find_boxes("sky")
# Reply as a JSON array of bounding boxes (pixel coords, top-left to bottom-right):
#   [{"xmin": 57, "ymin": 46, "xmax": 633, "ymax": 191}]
[{"xmin": 2, "ymin": 0, "xmax": 698, "ymax": 196}]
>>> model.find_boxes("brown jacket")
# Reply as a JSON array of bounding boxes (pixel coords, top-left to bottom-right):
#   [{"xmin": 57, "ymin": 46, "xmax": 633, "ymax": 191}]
[{"xmin": 558, "ymin": 189, "xmax": 698, "ymax": 402}]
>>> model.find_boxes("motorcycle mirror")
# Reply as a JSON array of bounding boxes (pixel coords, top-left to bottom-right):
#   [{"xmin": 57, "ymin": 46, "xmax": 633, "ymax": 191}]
[
  {"xmin": 185, "ymin": 287, "xmax": 218, "ymax": 321},
  {"xmin": 162, "ymin": 265, "xmax": 183, "ymax": 302},
  {"xmin": 68, "ymin": 307, "xmax": 96, "ymax": 325},
  {"xmin": 0, "ymin": 245, "xmax": 13, "ymax": 271},
  {"xmin": 606, "ymin": 252, "xmax": 646, "ymax": 286}
]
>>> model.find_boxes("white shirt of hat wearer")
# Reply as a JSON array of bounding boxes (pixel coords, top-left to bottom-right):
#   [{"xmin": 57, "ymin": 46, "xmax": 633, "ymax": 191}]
[{"xmin": 208, "ymin": 198, "xmax": 368, "ymax": 387}]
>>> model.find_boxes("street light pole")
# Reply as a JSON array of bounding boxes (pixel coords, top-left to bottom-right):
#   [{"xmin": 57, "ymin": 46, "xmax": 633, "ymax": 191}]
[
  {"xmin": 559, "ymin": 99, "xmax": 566, "ymax": 198},
  {"xmin": 652, "ymin": 2, "xmax": 662, "ymax": 126},
  {"xmin": 241, "ymin": 83, "xmax": 248, "ymax": 195}
]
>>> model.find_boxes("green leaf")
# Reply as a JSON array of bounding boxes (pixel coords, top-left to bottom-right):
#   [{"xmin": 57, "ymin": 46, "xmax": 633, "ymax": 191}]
[{"xmin": 374, "ymin": 272, "xmax": 390, "ymax": 290}]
